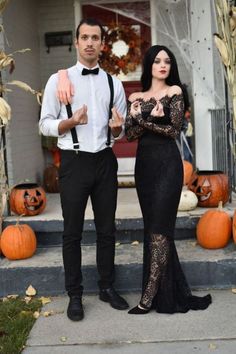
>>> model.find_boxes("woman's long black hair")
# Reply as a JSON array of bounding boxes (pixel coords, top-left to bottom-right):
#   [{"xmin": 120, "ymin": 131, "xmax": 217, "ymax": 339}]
[{"xmin": 141, "ymin": 45, "xmax": 188, "ymax": 111}]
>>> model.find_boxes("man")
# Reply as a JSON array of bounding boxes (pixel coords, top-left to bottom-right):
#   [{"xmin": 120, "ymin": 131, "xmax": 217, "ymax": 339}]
[{"xmin": 39, "ymin": 18, "xmax": 128, "ymax": 321}]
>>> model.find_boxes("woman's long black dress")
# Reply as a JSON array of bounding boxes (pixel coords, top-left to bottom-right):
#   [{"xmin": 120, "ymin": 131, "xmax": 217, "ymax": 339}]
[{"xmin": 125, "ymin": 94, "xmax": 211, "ymax": 313}]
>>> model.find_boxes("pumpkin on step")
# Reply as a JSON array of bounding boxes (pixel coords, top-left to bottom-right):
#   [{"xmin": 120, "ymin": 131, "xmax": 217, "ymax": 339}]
[
  {"xmin": 196, "ymin": 202, "xmax": 231, "ymax": 249},
  {"xmin": 178, "ymin": 189, "xmax": 198, "ymax": 211},
  {"xmin": 10, "ymin": 183, "xmax": 46, "ymax": 216},
  {"xmin": 188, "ymin": 170, "xmax": 229, "ymax": 207},
  {"xmin": 1, "ymin": 223, "xmax": 37, "ymax": 260},
  {"xmin": 232, "ymin": 211, "xmax": 236, "ymax": 244},
  {"xmin": 183, "ymin": 160, "xmax": 193, "ymax": 185}
]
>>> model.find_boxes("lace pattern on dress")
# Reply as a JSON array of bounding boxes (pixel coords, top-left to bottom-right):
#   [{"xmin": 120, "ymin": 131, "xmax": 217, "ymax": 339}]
[
  {"xmin": 140, "ymin": 233, "xmax": 170, "ymax": 309},
  {"xmin": 125, "ymin": 94, "xmax": 184, "ymax": 141}
]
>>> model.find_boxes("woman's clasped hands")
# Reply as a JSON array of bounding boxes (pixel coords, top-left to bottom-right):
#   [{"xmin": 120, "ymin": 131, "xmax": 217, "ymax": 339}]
[
  {"xmin": 150, "ymin": 101, "xmax": 164, "ymax": 117},
  {"xmin": 130, "ymin": 100, "xmax": 165, "ymax": 119}
]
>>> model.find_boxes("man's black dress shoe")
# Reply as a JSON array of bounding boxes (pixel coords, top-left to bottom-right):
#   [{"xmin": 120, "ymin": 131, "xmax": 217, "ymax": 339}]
[
  {"xmin": 67, "ymin": 296, "xmax": 84, "ymax": 321},
  {"xmin": 99, "ymin": 287, "xmax": 129, "ymax": 310}
]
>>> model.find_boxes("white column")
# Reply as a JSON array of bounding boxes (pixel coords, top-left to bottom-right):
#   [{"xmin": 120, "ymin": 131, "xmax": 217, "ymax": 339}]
[
  {"xmin": 74, "ymin": 0, "xmax": 82, "ymax": 30},
  {"xmin": 190, "ymin": 0, "xmax": 217, "ymax": 169},
  {"xmin": 150, "ymin": 0, "xmax": 158, "ymax": 44}
]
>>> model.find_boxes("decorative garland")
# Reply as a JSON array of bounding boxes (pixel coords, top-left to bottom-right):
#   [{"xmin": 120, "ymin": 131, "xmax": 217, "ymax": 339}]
[{"xmin": 99, "ymin": 23, "xmax": 142, "ymax": 76}]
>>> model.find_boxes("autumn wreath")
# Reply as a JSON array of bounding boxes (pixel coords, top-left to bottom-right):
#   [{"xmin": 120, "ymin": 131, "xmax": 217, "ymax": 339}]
[{"xmin": 99, "ymin": 23, "xmax": 142, "ymax": 76}]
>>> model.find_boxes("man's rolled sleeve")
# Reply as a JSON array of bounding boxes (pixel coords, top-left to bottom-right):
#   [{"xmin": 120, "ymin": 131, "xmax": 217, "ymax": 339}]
[
  {"xmin": 39, "ymin": 74, "xmax": 65, "ymax": 137},
  {"xmin": 111, "ymin": 79, "xmax": 127, "ymax": 141}
]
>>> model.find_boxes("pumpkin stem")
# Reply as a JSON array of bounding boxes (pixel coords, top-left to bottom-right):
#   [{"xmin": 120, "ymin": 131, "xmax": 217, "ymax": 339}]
[
  {"xmin": 16, "ymin": 214, "xmax": 25, "ymax": 226},
  {"xmin": 218, "ymin": 201, "xmax": 223, "ymax": 210}
]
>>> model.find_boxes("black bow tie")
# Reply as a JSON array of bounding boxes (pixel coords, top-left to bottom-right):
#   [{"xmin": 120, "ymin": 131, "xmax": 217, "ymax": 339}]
[{"xmin": 82, "ymin": 68, "xmax": 99, "ymax": 75}]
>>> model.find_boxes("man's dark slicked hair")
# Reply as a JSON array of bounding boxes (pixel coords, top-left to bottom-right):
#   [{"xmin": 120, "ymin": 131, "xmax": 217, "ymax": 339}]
[{"xmin": 76, "ymin": 18, "xmax": 105, "ymax": 40}]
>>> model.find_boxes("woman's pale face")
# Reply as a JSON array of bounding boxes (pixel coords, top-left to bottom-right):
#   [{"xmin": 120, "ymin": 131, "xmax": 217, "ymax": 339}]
[{"xmin": 152, "ymin": 50, "xmax": 171, "ymax": 80}]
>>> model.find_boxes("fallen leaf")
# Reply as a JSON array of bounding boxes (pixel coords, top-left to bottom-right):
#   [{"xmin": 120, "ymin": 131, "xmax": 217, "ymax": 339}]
[
  {"xmin": 2, "ymin": 297, "xmax": 8, "ymax": 302},
  {"xmin": 115, "ymin": 242, "xmax": 121, "ymax": 247},
  {"xmin": 209, "ymin": 343, "xmax": 217, "ymax": 350},
  {"xmin": 7, "ymin": 294, "xmax": 19, "ymax": 299},
  {"xmin": 131, "ymin": 240, "xmax": 139, "ymax": 246},
  {"xmin": 26, "ymin": 285, "xmax": 37, "ymax": 296},
  {"xmin": 231, "ymin": 288, "xmax": 236, "ymax": 294},
  {"xmin": 40, "ymin": 297, "xmax": 51, "ymax": 305},
  {"xmin": 60, "ymin": 336, "xmax": 67, "ymax": 342},
  {"xmin": 24, "ymin": 296, "xmax": 32, "ymax": 304},
  {"xmin": 189, "ymin": 241, "xmax": 197, "ymax": 247},
  {"xmin": 33, "ymin": 311, "xmax": 40, "ymax": 319},
  {"xmin": 42, "ymin": 311, "xmax": 53, "ymax": 317}
]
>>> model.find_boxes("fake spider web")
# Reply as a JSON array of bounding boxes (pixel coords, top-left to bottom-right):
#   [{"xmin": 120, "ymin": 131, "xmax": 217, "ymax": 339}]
[{"xmin": 81, "ymin": 0, "xmax": 225, "ymax": 106}]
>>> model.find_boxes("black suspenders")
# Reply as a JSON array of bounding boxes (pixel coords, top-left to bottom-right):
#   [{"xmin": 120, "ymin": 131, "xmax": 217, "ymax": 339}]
[
  {"xmin": 65, "ymin": 104, "xmax": 80, "ymax": 150},
  {"xmin": 65, "ymin": 72, "xmax": 114, "ymax": 150},
  {"xmin": 106, "ymin": 73, "xmax": 114, "ymax": 146}
]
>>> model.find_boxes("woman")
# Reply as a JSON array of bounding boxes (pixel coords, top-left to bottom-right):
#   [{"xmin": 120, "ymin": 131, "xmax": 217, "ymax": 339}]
[{"xmin": 123, "ymin": 45, "xmax": 211, "ymax": 315}]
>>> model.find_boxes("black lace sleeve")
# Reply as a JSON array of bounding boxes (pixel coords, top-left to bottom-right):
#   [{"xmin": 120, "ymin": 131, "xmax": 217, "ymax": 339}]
[
  {"xmin": 133, "ymin": 94, "xmax": 184, "ymax": 139},
  {"xmin": 125, "ymin": 100, "xmax": 145, "ymax": 141}
]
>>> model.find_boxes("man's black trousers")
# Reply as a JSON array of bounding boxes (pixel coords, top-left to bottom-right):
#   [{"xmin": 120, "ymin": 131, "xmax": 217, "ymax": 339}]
[{"xmin": 59, "ymin": 148, "xmax": 118, "ymax": 297}]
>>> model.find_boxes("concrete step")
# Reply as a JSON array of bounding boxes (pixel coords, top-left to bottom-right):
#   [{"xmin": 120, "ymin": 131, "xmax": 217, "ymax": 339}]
[
  {"xmin": 2, "ymin": 214, "xmax": 200, "ymax": 246},
  {"xmin": 1, "ymin": 240, "xmax": 236, "ymax": 297},
  {"xmin": 4, "ymin": 190, "xmax": 236, "ymax": 246}
]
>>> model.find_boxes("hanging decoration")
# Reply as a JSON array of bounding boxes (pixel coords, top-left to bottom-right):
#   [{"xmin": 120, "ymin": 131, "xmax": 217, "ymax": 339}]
[{"xmin": 99, "ymin": 22, "xmax": 142, "ymax": 76}]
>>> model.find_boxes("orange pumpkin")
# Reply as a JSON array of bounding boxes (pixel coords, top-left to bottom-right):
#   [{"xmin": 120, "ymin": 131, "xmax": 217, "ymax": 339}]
[
  {"xmin": 183, "ymin": 160, "xmax": 193, "ymax": 185},
  {"xmin": 188, "ymin": 170, "xmax": 229, "ymax": 207},
  {"xmin": 196, "ymin": 202, "xmax": 231, "ymax": 249},
  {"xmin": 1, "ymin": 223, "xmax": 37, "ymax": 260},
  {"xmin": 10, "ymin": 183, "xmax": 46, "ymax": 216},
  {"xmin": 232, "ymin": 211, "xmax": 236, "ymax": 244},
  {"xmin": 51, "ymin": 149, "xmax": 61, "ymax": 168}
]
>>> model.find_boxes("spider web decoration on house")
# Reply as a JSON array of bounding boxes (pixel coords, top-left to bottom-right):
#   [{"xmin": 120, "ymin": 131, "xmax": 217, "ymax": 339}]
[{"xmin": 81, "ymin": 0, "xmax": 224, "ymax": 104}]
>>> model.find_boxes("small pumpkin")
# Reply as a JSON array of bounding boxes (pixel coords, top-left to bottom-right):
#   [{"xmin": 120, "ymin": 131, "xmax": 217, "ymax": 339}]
[
  {"xmin": 178, "ymin": 189, "xmax": 198, "ymax": 211},
  {"xmin": 232, "ymin": 210, "xmax": 236, "ymax": 244},
  {"xmin": 10, "ymin": 183, "xmax": 46, "ymax": 216},
  {"xmin": 1, "ymin": 223, "xmax": 37, "ymax": 260},
  {"xmin": 196, "ymin": 201, "xmax": 231, "ymax": 249},
  {"xmin": 183, "ymin": 160, "xmax": 193, "ymax": 185},
  {"xmin": 51, "ymin": 149, "xmax": 60, "ymax": 168}
]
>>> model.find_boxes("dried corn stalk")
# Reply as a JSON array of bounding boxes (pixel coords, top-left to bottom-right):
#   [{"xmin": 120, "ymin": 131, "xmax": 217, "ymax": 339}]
[
  {"xmin": 214, "ymin": 0, "xmax": 236, "ymax": 128},
  {"xmin": 7, "ymin": 80, "xmax": 42, "ymax": 105},
  {"xmin": 0, "ymin": 0, "xmax": 9, "ymax": 15},
  {"xmin": 0, "ymin": 144, "xmax": 8, "ymax": 234},
  {"xmin": 0, "ymin": 1, "xmax": 42, "ymax": 233}
]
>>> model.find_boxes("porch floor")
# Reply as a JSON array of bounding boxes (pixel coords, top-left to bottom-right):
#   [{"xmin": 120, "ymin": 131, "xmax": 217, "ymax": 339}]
[{"xmin": 4, "ymin": 187, "xmax": 236, "ymax": 223}]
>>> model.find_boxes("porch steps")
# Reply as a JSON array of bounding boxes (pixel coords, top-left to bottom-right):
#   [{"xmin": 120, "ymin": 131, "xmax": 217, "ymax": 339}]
[
  {"xmin": 1, "ymin": 241, "xmax": 236, "ymax": 297},
  {"xmin": 2, "ymin": 191, "xmax": 207, "ymax": 246},
  {"xmin": 1, "ymin": 189, "xmax": 236, "ymax": 297}
]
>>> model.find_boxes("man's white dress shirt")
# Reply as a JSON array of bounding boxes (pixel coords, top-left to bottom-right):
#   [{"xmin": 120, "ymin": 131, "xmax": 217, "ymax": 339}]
[{"xmin": 39, "ymin": 61, "xmax": 127, "ymax": 153}]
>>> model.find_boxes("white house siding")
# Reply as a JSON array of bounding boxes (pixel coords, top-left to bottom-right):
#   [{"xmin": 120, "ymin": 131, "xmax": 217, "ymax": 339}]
[
  {"xmin": 38, "ymin": 0, "xmax": 76, "ymax": 88},
  {"xmin": 3, "ymin": 0, "xmax": 44, "ymax": 186}
]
